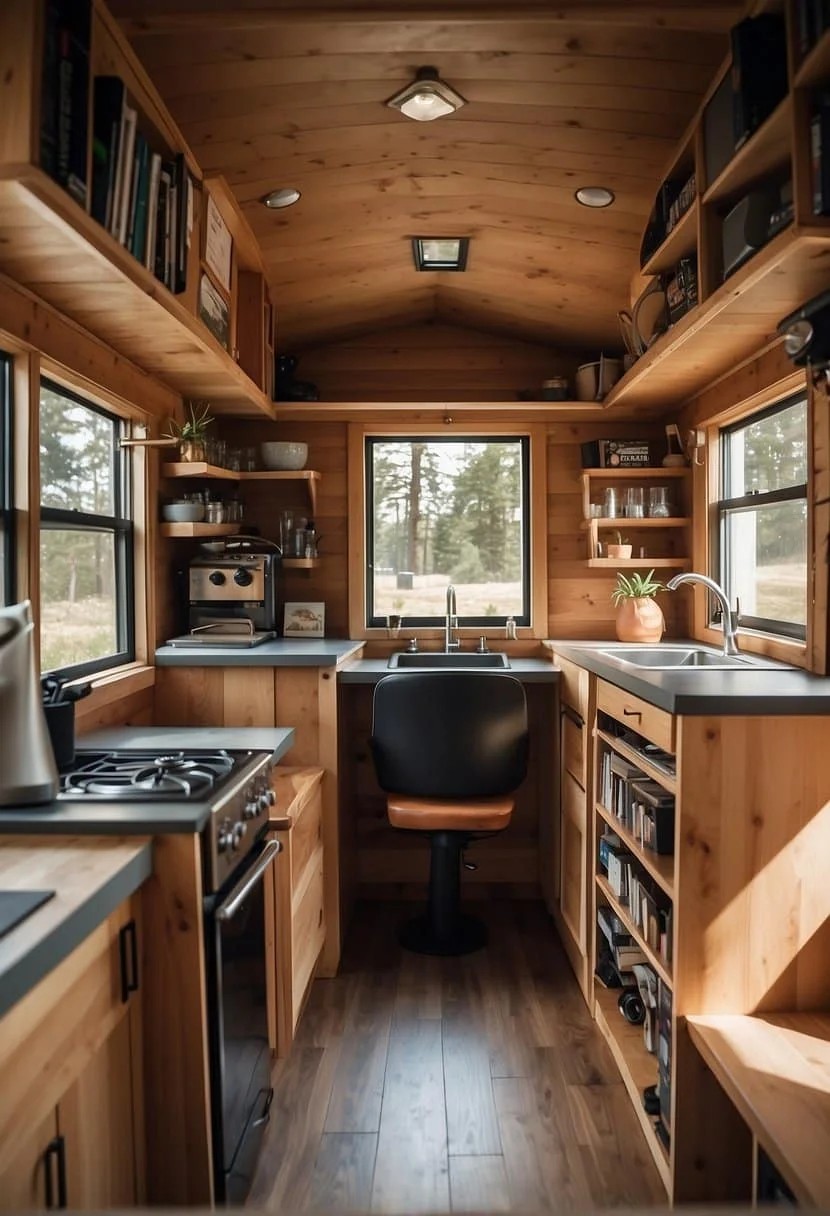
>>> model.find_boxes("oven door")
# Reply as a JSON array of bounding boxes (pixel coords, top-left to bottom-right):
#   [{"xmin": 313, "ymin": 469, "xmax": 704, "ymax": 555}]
[{"xmin": 206, "ymin": 837, "xmax": 281, "ymax": 1204}]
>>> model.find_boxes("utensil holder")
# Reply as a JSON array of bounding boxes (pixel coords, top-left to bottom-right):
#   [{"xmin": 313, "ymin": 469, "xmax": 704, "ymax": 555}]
[{"xmin": 44, "ymin": 700, "xmax": 75, "ymax": 770}]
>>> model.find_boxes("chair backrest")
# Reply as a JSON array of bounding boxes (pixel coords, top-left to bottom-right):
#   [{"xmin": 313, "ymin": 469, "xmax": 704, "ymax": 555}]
[{"xmin": 370, "ymin": 672, "xmax": 529, "ymax": 800}]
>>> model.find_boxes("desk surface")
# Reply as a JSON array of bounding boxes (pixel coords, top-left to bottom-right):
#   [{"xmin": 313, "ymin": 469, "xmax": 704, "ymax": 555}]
[{"xmin": 687, "ymin": 1012, "xmax": 830, "ymax": 1207}]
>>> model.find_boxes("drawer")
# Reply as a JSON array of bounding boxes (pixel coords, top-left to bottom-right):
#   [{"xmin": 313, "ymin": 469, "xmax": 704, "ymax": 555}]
[
  {"xmin": 562, "ymin": 709, "xmax": 586, "ymax": 789},
  {"xmin": 596, "ymin": 679, "xmax": 675, "ymax": 752},
  {"xmin": 554, "ymin": 654, "xmax": 589, "ymax": 718},
  {"xmin": 290, "ymin": 783, "xmax": 323, "ymax": 898},
  {"xmin": 291, "ymin": 848, "xmax": 325, "ymax": 1028}
]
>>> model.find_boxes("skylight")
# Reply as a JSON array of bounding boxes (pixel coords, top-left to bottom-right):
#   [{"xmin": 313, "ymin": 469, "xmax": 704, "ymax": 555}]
[{"xmin": 412, "ymin": 237, "xmax": 469, "ymax": 272}]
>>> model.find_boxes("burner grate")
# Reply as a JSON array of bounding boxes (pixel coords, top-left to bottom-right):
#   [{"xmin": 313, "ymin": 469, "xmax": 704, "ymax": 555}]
[{"xmin": 59, "ymin": 749, "xmax": 240, "ymax": 801}]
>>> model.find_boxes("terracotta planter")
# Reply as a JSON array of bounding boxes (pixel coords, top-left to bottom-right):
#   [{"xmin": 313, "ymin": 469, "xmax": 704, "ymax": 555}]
[
  {"xmin": 606, "ymin": 543, "xmax": 633, "ymax": 560},
  {"xmin": 615, "ymin": 596, "xmax": 665, "ymax": 643}
]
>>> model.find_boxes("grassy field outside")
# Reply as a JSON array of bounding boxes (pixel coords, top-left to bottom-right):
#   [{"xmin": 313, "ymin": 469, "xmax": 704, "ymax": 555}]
[
  {"xmin": 373, "ymin": 572, "xmax": 522, "ymax": 618},
  {"xmin": 40, "ymin": 596, "xmax": 116, "ymax": 673}
]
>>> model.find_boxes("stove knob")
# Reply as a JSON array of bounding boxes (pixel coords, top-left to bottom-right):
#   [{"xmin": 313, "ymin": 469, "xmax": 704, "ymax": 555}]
[
  {"xmin": 217, "ymin": 819, "xmax": 234, "ymax": 852},
  {"xmin": 266, "ymin": 788, "xmax": 277, "ymax": 806},
  {"xmin": 244, "ymin": 800, "xmax": 259, "ymax": 820},
  {"xmin": 209, "ymin": 570, "xmax": 226, "ymax": 586},
  {"xmin": 257, "ymin": 792, "xmax": 271, "ymax": 812},
  {"xmin": 231, "ymin": 823, "xmax": 246, "ymax": 850},
  {"xmin": 234, "ymin": 567, "xmax": 253, "ymax": 587}
]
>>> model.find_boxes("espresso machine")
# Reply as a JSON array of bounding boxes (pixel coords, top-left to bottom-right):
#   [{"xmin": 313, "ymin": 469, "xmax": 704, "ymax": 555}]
[{"xmin": 167, "ymin": 540, "xmax": 282, "ymax": 647}]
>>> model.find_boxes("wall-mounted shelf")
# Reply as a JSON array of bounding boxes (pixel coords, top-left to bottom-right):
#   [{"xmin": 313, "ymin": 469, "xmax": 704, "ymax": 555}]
[
  {"xmin": 163, "ymin": 465, "xmax": 322, "ymax": 514},
  {"xmin": 580, "ymin": 517, "xmax": 690, "ymax": 530},
  {"xmin": 282, "ymin": 557, "xmax": 320, "ymax": 570},
  {"xmin": 642, "ymin": 200, "xmax": 699, "ymax": 277},
  {"xmin": 581, "ymin": 468, "xmax": 690, "ymax": 480},
  {"xmin": 159, "ymin": 522, "xmax": 237, "ymax": 538},
  {"xmin": 586, "ymin": 557, "xmax": 692, "ymax": 569},
  {"xmin": 702, "ymin": 95, "xmax": 792, "ymax": 206}
]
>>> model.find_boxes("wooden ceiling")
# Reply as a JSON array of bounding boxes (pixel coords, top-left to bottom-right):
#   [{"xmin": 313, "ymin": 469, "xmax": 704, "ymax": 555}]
[{"xmin": 114, "ymin": 1, "xmax": 740, "ymax": 352}]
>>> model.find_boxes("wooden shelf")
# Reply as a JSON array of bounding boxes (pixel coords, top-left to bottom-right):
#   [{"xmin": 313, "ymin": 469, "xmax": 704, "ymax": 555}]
[
  {"xmin": 595, "ymin": 874, "xmax": 673, "ymax": 988},
  {"xmin": 702, "ymin": 95, "xmax": 792, "ymax": 206},
  {"xmin": 594, "ymin": 986, "xmax": 671, "ymax": 1194},
  {"xmin": 794, "ymin": 30, "xmax": 830, "ymax": 90},
  {"xmin": 281, "ymin": 557, "xmax": 320, "ymax": 570},
  {"xmin": 270, "ymin": 401, "xmax": 607, "ymax": 422},
  {"xmin": 595, "ymin": 727, "xmax": 677, "ymax": 796},
  {"xmin": 163, "ymin": 463, "xmax": 239, "ymax": 480},
  {"xmin": 581, "ymin": 518, "xmax": 690, "ymax": 530},
  {"xmin": 596, "ymin": 801, "xmax": 674, "ymax": 898},
  {"xmin": 159, "ymin": 522, "xmax": 237, "ymax": 538},
  {"xmin": 581, "ymin": 468, "xmax": 690, "ymax": 480},
  {"xmin": 162, "ymin": 465, "xmax": 322, "ymax": 512},
  {"xmin": 587, "ymin": 558, "xmax": 691, "ymax": 569},
  {"xmin": 641, "ymin": 200, "xmax": 699, "ymax": 277},
  {"xmin": 602, "ymin": 224, "xmax": 830, "ymax": 415},
  {"xmin": 0, "ymin": 167, "xmax": 274, "ymax": 418}
]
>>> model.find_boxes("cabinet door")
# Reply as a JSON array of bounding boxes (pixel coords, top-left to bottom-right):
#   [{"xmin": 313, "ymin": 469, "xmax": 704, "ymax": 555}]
[
  {"xmin": 559, "ymin": 770, "xmax": 587, "ymax": 953},
  {"xmin": 59, "ymin": 1010, "xmax": 139, "ymax": 1208},
  {"xmin": 0, "ymin": 1110, "xmax": 58, "ymax": 1211}
]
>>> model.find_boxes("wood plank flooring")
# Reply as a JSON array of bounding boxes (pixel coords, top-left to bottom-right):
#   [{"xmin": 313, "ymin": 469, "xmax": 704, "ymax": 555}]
[{"xmin": 249, "ymin": 901, "xmax": 665, "ymax": 1212}]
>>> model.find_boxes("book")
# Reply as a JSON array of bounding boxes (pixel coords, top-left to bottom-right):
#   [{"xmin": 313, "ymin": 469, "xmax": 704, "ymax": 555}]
[
  {"xmin": 40, "ymin": 0, "xmax": 92, "ymax": 207},
  {"xmin": 130, "ymin": 135, "xmax": 150, "ymax": 263},
  {"xmin": 155, "ymin": 167, "xmax": 171, "ymax": 285},
  {"xmin": 173, "ymin": 153, "xmax": 191, "ymax": 294},
  {"xmin": 812, "ymin": 93, "xmax": 830, "ymax": 217},
  {"xmin": 114, "ymin": 105, "xmax": 137, "ymax": 245},
  {"xmin": 90, "ymin": 77, "xmax": 125, "ymax": 229},
  {"xmin": 145, "ymin": 153, "xmax": 162, "ymax": 272}
]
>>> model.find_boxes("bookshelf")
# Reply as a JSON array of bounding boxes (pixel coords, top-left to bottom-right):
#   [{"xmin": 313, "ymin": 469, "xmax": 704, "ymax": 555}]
[
  {"xmin": 580, "ymin": 468, "xmax": 692, "ymax": 567},
  {"xmin": 0, "ymin": 0, "xmax": 276, "ymax": 418}
]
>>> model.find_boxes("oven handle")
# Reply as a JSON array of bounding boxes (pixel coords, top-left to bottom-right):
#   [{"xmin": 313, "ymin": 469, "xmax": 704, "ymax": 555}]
[{"xmin": 216, "ymin": 839, "xmax": 281, "ymax": 922}]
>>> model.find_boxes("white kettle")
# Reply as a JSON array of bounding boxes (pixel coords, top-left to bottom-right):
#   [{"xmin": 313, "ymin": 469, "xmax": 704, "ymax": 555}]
[{"xmin": 0, "ymin": 601, "xmax": 59, "ymax": 805}]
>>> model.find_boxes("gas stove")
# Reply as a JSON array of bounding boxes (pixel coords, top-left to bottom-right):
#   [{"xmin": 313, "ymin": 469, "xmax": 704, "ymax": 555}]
[{"xmin": 58, "ymin": 748, "xmax": 276, "ymax": 892}]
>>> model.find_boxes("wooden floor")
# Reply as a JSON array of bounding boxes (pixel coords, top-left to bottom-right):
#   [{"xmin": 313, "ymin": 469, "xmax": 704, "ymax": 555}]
[{"xmin": 249, "ymin": 901, "xmax": 665, "ymax": 1212}]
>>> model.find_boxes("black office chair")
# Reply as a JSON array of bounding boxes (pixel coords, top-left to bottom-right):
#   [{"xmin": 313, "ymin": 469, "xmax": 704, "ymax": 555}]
[{"xmin": 370, "ymin": 671, "xmax": 529, "ymax": 956}]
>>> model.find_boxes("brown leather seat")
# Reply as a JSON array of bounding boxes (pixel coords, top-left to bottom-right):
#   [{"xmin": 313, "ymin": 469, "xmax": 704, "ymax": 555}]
[{"xmin": 387, "ymin": 794, "xmax": 514, "ymax": 833}]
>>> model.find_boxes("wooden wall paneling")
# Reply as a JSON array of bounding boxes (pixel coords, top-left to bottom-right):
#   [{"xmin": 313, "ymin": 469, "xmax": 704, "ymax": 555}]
[
  {"xmin": 222, "ymin": 667, "xmax": 276, "ymax": 727},
  {"xmin": 0, "ymin": 1, "xmax": 39, "ymax": 168},
  {"xmin": 153, "ymin": 666, "xmax": 225, "ymax": 725},
  {"xmin": 75, "ymin": 678, "xmax": 155, "ymax": 737},
  {"xmin": 274, "ymin": 669, "xmax": 319, "ymax": 764},
  {"xmin": 141, "ymin": 833, "xmax": 213, "ymax": 1205},
  {"xmin": 809, "ymin": 375, "xmax": 829, "ymax": 674}
]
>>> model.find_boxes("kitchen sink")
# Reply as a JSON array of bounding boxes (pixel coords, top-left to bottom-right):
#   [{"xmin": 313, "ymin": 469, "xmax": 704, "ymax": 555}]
[
  {"xmin": 596, "ymin": 646, "xmax": 774, "ymax": 670},
  {"xmin": 387, "ymin": 651, "xmax": 511, "ymax": 669}
]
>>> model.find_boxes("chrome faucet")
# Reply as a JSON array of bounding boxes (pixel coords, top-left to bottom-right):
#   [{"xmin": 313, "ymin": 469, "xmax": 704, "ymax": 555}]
[
  {"xmin": 444, "ymin": 584, "xmax": 460, "ymax": 651},
  {"xmin": 666, "ymin": 572, "xmax": 740, "ymax": 656}
]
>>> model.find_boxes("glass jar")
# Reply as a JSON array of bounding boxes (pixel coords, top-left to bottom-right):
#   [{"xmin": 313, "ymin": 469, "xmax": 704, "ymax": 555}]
[
  {"xmin": 624, "ymin": 487, "xmax": 645, "ymax": 518},
  {"xmin": 648, "ymin": 486, "xmax": 671, "ymax": 518}
]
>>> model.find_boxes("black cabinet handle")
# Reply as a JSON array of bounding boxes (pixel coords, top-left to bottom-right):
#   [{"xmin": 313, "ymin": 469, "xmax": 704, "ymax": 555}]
[
  {"xmin": 560, "ymin": 704, "xmax": 584, "ymax": 728},
  {"xmin": 44, "ymin": 1135, "xmax": 67, "ymax": 1209},
  {"xmin": 622, "ymin": 707, "xmax": 642, "ymax": 721},
  {"xmin": 119, "ymin": 919, "xmax": 139, "ymax": 1004}
]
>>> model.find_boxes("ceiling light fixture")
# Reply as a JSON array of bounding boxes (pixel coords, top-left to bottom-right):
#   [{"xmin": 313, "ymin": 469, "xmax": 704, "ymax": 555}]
[
  {"xmin": 575, "ymin": 186, "xmax": 615, "ymax": 209},
  {"xmin": 386, "ymin": 66, "xmax": 466, "ymax": 123},
  {"xmin": 412, "ymin": 237, "xmax": 470, "ymax": 272},
  {"xmin": 262, "ymin": 187, "xmax": 301, "ymax": 209}
]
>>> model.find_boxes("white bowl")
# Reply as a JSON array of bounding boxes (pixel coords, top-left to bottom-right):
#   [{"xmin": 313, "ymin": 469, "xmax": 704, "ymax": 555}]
[
  {"xmin": 162, "ymin": 502, "xmax": 205, "ymax": 523},
  {"xmin": 260, "ymin": 441, "xmax": 308, "ymax": 471}
]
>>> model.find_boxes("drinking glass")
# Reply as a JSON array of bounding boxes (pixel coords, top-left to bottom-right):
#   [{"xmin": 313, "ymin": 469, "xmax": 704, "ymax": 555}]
[
  {"xmin": 648, "ymin": 486, "xmax": 671, "ymax": 518},
  {"xmin": 279, "ymin": 510, "xmax": 294, "ymax": 553},
  {"xmin": 603, "ymin": 487, "xmax": 619, "ymax": 518},
  {"xmin": 245, "ymin": 446, "xmax": 257, "ymax": 472},
  {"xmin": 624, "ymin": 487, "xmax": 645, "ymax": 518}
]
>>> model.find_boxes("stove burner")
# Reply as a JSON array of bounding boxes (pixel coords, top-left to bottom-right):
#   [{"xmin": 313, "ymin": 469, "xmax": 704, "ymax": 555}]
[{"xmin": 60, "ymin": 749, "xmax": 238, "ymax": 800}]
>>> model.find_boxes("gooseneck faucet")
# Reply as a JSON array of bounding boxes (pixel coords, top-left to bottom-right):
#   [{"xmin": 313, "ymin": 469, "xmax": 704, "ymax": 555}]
[
  {"xmin": 444, "ymin": 584, "xmax": 460, "ymax": 651},
  {"xmin": 666, "ymin": 572, "xmax": 740, "ymax": 656}
]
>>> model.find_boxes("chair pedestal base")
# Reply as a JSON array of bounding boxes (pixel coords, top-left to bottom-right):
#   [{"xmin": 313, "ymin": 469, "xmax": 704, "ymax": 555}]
[{"xmin": 397, "ymin": 829, "xmax": 488, "ymax": 957}]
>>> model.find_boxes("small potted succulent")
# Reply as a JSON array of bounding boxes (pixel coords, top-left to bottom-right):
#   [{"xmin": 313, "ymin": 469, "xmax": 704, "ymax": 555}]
[
  {"xmin": 606, "ymin": 530, "xmax": 632, "ymax": 560},
  {"xmin": 164, "ymin": 400, "xmax": 213, "ymax": 462},
  {"xmin": 611, "ymin": 569, "xmax": 665, "ymax": 643}
]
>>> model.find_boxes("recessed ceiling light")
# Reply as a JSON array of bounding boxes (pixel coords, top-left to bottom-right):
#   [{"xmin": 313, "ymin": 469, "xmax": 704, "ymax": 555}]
[
  {"xmin": 575, "ymin": 186, "xmax": 615, "ymax": 208},
  {"xmin": 386, "ymin": 66, "xmax": 466, "ymax": 123},
  {"xmin": 412, "ymin": 237, "xmax": 470, "ymax": 271},
  {"xmin": 262, "ymin": 188, "xmax": 301, "ymax": 209}
]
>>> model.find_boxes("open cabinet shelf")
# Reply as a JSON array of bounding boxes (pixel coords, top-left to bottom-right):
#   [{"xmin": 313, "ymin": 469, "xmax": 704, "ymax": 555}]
[
  {"xmin": 586, "ymin": 557, "xmax": 691, "ymax": 569},
  {"xmin": 596, "ymin": 875, "xmax": 673, "ymax": 988}
]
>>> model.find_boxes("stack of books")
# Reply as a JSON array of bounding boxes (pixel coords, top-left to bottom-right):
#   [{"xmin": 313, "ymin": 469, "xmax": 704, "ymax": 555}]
[
  {"xmin": 91, "ymin": 76, "xmax": 193, "ymax": 292},
  {"xmin": 599, "ymin": 829, "xmax": 673, "ymax": 966},
  {"xmin": 629, "ymin": 779, "xmax": 675, "ymax": 855},
  {"xmin": 597, "ymin": 906, "xmax": 645, "ymax": 973}
]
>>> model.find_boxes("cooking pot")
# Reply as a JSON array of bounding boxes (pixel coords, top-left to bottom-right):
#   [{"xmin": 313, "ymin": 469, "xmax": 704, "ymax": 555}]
[{"xmin": 575, "ymin": 356, "xmax": 622, "ymax": 401}]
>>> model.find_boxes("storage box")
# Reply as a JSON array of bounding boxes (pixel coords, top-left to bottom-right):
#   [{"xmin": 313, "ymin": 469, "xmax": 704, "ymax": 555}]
[{"xmin": 581, "ymin": 439, "xmax": 652, "ymax": 468}]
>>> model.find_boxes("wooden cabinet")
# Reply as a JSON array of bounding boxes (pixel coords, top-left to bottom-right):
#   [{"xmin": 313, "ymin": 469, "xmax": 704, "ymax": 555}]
[
  {"xmin": 548, "ymin": 651, "xmax": 595, "ymax": 1000},
  {"xmin": 580, "ymin": 468, "xmax": 692, "ymax": 570},
  {"xmin": 584, "ymin": 667, "xmax": 830, "ymax": 1204},
  {"xmin": 265, "ymin": 766, "xmax": 326, "ymax": 1057},
  {"xmin": 0, "ymin": 898, "xmax": 144, "ymax": 1210},
  {"xmin": 0, "ymin": 0, "xmax": 274, "ymax": 416}
]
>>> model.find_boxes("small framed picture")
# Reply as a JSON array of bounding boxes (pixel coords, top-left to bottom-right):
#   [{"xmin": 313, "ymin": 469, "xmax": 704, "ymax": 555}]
[{"xmin": 283, "ymin": 601, "xmax": 325, "ymax": 638}]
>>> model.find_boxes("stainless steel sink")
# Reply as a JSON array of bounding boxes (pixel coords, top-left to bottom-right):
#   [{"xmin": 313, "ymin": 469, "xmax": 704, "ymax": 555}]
[
  {"xmin": 596, "ymin": 646, "xmax": 773, "ymax": 671},
  {"xmin": 387, "ymin": 651, "xmax": 511, "ymax": 669}
]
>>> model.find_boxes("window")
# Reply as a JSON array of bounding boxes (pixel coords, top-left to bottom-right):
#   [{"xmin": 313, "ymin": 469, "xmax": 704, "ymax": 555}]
[
  {"xmin": 717, "ymin": 395, "xmax": 808, "ymax": 640},
  {"xmin": 0, "ymin": 353, "xmax": 12, "ymax": 605},
  {"xmin": 365, "ymin": 436, "xmax": 530, "ymax": 627},
  {"xmin": 39, "ymin": 381, "xmax": 134, "ymax": 676}
]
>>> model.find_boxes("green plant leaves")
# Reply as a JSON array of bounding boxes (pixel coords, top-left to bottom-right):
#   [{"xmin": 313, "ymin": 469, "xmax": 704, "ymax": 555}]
[{"xmin": 610, "ymin": 568, "xmax": 665, "ymax": 605}]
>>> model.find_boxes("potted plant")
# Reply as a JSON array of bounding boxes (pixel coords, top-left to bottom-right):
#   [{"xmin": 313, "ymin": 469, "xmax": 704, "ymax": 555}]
[
  {"xmin": 164, "ymin": 400, "xmax": 213, "ymax": 462},
  {"xmin": 606, "ymin": 530, "xmax": 632, "ymax": 560},
  {"xmin": 611, "ymin": 570, "xmax": 665, "ymax": 643}
]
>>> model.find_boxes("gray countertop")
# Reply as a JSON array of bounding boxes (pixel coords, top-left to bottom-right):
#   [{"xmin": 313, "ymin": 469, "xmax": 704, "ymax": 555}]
[
  {"xmin": 0, "ymin": 726, "xmax": 295, "ymax": 834},
  {"xmin": 338, "ymin": 657, "xmax": 558, "ymax": 684},
  {"xmin": 155, "ymin": 638, "xmax": 364, "ymax": 667},
  {"xmin": 0, "ymin": 836, "xmax": 152, "ymax": 1019},
  {"xmin": 547, "ymin": 640, "xmax": 830, "ymax": 715}
]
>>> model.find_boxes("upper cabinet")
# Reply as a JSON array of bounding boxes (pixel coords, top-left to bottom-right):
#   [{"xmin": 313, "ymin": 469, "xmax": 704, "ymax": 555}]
[
  {"xmin": 0, "ymin": 0, "xmax": 276, "ymax": 418},
  {"xmin": 606, "ymin": 2, "xmax": 830, "ymax": 416}
]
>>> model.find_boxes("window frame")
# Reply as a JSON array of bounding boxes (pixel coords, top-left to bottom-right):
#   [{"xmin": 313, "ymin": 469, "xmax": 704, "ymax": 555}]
[
  {"xmin": 39, "ymin": 378, "xmax": 135, "ymax": 679},
  {"xmin": 0, "ymin": 352, "xmax": 13, "ymax": 605},
  {"xmin": 716, "ymin": 393, "xmax": 808, "ymax": 643}
]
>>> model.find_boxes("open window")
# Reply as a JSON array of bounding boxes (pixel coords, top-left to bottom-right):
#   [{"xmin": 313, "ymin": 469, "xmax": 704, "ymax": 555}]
[
  {"xmin": 716, "ymin": 394, "xmax": 808, "ymax": 641},
  {"xmin": 39, "ymin": 380, "xmax": 135, "ymax": 677}
]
